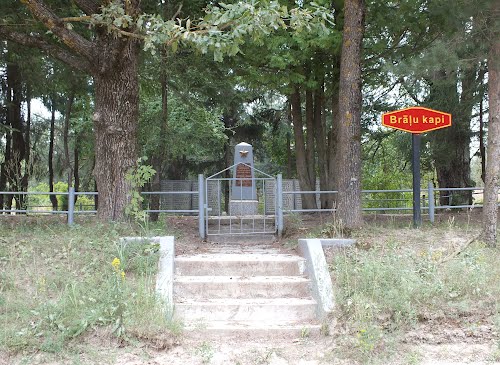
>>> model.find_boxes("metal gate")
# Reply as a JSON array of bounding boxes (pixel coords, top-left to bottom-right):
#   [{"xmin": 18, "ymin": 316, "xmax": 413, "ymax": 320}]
[{"xmin": 202, "ymin": 164, "xmax": 278, "ymax": 239}]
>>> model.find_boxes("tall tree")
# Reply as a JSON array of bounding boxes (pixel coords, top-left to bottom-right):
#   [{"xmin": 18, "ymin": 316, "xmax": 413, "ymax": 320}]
[
  {"xmin": 482, "ymin": 0, "xmax": 500, "ymax": 247},
  {"xmin": 1, "ymin": 0, "xmax": 140, "ymax": 220},
  {"xmin": 335, "ymin": 0, "xmax": 365, "ymax": 229}
]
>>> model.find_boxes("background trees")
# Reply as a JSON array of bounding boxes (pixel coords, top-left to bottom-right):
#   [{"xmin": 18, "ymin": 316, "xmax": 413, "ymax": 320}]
[{"xmin": 0, "ymin": 0, "xmax": 499, "ymax": 239}]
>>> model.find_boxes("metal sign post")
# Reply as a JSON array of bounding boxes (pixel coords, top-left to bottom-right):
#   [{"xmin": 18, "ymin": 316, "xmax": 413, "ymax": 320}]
[
  {"xmin": 382, "ymin": 106, "xmax": 452, "ymax": 227},
  {"xmin": 412, "ymin": 134, "xmax": 421, "ymax": 227}
]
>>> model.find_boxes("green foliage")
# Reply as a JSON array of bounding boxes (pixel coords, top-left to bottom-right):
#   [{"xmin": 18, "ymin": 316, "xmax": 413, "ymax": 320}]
[
  {"xmin": 27, "ymin": 182, "xmax": 94, "ymax": 211},
  {"xmin": 125, "ymin": 157, "xmax": 156, "ymax": 227},
  {"xmin": 92, "ymin": 0, "xmax": 334, "ymax": 62},
  {"xmin": 362, "ymin": 133, "xmax": 434, "ymax": 210},
  {"xmin": 138, "ymin": 94, "xmax": 227, "ymax": 173}
]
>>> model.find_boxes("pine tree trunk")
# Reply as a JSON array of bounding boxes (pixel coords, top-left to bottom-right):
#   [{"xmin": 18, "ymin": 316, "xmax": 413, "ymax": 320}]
[
  {"xmin": 290, "ymin": 89, "xmax": 317, "ymax": 209},
  {"xmin": 49, "ymin": 100, "xmax": 58, "ymax": 211},
  {"xmin": 63, "ymin": 91, "xmax": 75, "ymax": 212},
  {"xmin": 305, "ymin": 89, "xmax": 316, "ymax": 191},
  {"xmin": 74, "ymin": 138, "xmax": 79, "ymax": 205},
  {"xmin": 21, "ymin": 87, "xmax": 31, "ymax": 203},
  {"xmin": 328, "ymin": 79, "xmax": 340, "ymax": 208},
  {"xmin": 6, "ymin": 61, "xmax": 26, "ymax": 210},
  {"xmin": 482, "ymin": 14, "xmax": 500, "ymax": 247},
  {"xmin": 92, "ymin": 35, "xmax": 139, "ymax": 221},
  {"xmin": 428, "ymin": 68, "xmax": 476, "ymax": 206},
  {"xmin": 313, "ymin": 84, "xmax": 331, "ymax": 208},
  {"xmin": 336, "ymin": 0, "xmax": 365, "ymax": 229}
]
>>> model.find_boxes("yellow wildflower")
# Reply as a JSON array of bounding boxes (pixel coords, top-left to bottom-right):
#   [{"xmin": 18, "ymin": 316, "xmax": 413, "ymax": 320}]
[
  {"xmin": 111, "ymin": 257, "xmax": 121, "ymax": 271},
  {"xmin": 121, "ymin": 270, "xmax": 125, "ymax": 280}
]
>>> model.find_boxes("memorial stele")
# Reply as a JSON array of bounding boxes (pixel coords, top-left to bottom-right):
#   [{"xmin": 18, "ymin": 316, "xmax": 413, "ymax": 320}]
[{"xmin": 230, "ymin": 142, "xmax": 258, "ymax": 215}]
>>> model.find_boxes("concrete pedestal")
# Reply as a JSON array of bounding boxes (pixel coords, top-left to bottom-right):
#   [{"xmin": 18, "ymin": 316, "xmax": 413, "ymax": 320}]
[{"xmin": 229, "ymin": 200, "xmax": 258, "ymax": 216}]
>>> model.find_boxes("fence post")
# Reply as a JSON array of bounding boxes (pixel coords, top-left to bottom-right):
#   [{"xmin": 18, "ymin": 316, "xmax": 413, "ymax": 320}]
[
  {"xmin": 68, "ymin": 187, "xmax": 75, "ymax": 226},
  {"xmin": 428, "ymin": 181, "xmax": 435, "ymax": 224},
  {"xmin": 198, "ymin": 174, "xmax": 205, "ymax": 239},
  {"xmin": 277, "ymin": 174, "xmax": 284, "ymax": 238}
]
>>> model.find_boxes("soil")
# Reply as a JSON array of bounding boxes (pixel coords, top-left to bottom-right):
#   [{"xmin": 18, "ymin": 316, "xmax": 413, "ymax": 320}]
[{"xmin": 2, "ymin": 211, "xmax": 500, "ymax": 364}]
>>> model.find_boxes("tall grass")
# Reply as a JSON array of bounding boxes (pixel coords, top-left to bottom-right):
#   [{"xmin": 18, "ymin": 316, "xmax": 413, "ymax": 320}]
[
  {"xmin": 0, "ymin": 221, "xmax": 179, "ymax": 356},
  {"xmin": 330, "ymin": 240, "xmax": 500, "ymax": 362}
]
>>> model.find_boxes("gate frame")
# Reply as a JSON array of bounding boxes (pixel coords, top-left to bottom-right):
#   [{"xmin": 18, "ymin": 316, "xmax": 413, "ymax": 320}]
[{"xmin": 199, "ymin": 163, "xmax": 282, "ymax": 239}]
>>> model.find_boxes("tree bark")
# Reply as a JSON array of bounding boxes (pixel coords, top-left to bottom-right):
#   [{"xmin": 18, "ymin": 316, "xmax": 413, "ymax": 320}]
[
  {"xmin": 49, "ymin": 99, "xmax": 58, "ymax": 211},
  {"xmin": 290, "ymin": 88, "xmax": 317, "ymax": 209},
  {"xmin": 328, "ymin": 77, "xmax": 340, "ymax": 208},
  {"xmin": 313, "ymin": 83, "xmax": 331, "ymax": 208},
  {"xmin": 482, "ymin": 6, "xmax": 500, "ymax": 247},
  {"xmin": 21, "ymin": 86, "xmax": 31, "ymax": 201},
  {"xmin": 428, "ymin": 68, "xmax": 475, "ymax": 206},
  {"xmin": 63, "ymin": 90, "xmax": 75, "ymax": 189},
  {"xmin": 92, "ymin": 32, "xmax": 140, "ymax": 221},
  {"xmin": 74, "ymin": 138, "xmax": 80, "ymax": 204},
  {"xmin": 336, "ymin": 0, "xmax": 365, "ymax": 229},
  {"xmin": 61, "ymin": 90, "xmax": 75, "ymax": 212},
  {"xmin": 305, "ymin": 89, "xmax": 316, "ymax": 190},
  {"xmin": 6, "ymin": 61, "xmax": 26, "ymax": 210}
]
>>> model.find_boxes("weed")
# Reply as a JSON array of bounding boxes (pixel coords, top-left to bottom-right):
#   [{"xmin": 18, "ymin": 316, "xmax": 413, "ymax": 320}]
[
  {"xmin": 125, "ymin": 156, "xmax": 156, "ymax": 233},
  {"xmin": 320, "ymin": 322, "xmax": 330, "ymax": 336},
  {"xmin": 195, "ymin": 341, "xmax": 214, "ymax": 364}
]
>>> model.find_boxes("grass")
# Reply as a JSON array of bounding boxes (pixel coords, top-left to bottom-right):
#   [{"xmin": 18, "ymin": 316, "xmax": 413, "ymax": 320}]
[
  {"xmin": 0, "ymin": 219, "xmax": 180, "ymax": 361},
  {"xmin": 327, "ymin": 219, "xmax": 500, "ymax": 364}
]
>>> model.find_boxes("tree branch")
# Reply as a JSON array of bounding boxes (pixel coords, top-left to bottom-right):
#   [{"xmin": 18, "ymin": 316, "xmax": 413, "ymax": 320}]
[
  {"xmin": 0, "ymin": 26, "xmax": 93, "ymax": 73},
  {"xmin": 21, "ymin": 0, "xmax": 95, "ymax": 59},
  {"xmin": 73, "ymin": 0, "xmax": 101, "ymax": 15}
]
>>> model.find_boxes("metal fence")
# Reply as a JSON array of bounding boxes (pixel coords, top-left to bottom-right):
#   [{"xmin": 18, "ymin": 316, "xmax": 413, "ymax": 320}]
[{"xmin": 0, "ymin": 178, "xmax": 496, "ymax": 228}]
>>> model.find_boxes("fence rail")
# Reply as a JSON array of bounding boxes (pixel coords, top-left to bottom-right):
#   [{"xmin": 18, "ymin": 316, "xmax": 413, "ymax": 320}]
[{"xmin": 0, "ymin": 182, "xmax": 497, "ymax": 227}]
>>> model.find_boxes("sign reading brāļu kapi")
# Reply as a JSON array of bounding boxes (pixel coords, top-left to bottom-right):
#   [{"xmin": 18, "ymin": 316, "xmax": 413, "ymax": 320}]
[{"xmin": 382, "ymin": 107, "xmax": 452, "ymax": 134}]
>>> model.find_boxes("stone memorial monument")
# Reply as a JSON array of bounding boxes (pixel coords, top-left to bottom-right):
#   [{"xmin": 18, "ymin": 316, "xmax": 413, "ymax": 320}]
[{"xmin": 230, "ymin": 142, "xmax": 258, "ymax": 215}]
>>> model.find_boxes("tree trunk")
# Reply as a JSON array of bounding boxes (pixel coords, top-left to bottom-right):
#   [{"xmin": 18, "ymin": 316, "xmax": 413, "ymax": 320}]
[
  {"xmin": 313, "ymin": 83, "xmax": 331, "ymax": 208},
  {"xmin": 336, "ymin": 0, "xmax": 365, "ymax": 229},
  {"xmin": 21, "ymin": 86, "xmax": 31, "ymax": 202},
  {"xmin": 328, "ymin": 79, "xmax": 340, "ymax": 208},
  {"xmin": 286, "ymin": 102, "xmax": 293, "ymax": 179},
  {"xmin": 92, "ymin": 34, "xmax": 140, "ymax": 221},
  {"xmin": 305, "ymin": 89, "xmax": 316, "ymax": 190},
  {"xmin": 63, "ymin": 90, "xmax": 75, "ymax": 212},
  {"xmin": 49, "ymin": 100, "xmax": 58, "ymax": 211},
  {"xmin": 479, "ymin": 78, "xmax": 486, "ymax": 184},
  {"xmin": 74, "ymin": 138, "xmax": 80, "ymax": 204},
  {"xmin": 6, "ymin": 61, "xmax": 26, "ymax": 210},
  {"xmin": 428, "ymin": 68, "xmax": 475, "ymax": 206},
  {"xmin": 290, "ymin": 88, "xmax": 317, "ymax": 209},
  {"xmin": 482, "ymin": 11, "xmax": 500, "ymax": 247}
]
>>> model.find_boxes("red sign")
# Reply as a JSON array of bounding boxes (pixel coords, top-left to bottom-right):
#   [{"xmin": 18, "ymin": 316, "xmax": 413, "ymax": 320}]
[{"xmin": 382, "ymin": 107, "xmax": 452, "ymax": 134}]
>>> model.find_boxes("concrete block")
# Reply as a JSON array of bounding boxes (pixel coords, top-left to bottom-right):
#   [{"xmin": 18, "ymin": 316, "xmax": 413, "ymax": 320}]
[
  {"xmin": 120, "ymin": 236, "xmax": 175, "ymax": 311},
  {"xmin": 320, "ymin": 238, "xmax": 356, "ymax": 248},
  {"xmin": 298, "ymin": 239, "xmax": 335, "ymax": 318},
  {"xmin": 229, "ymin": 200, "xmax": 258, "ymax": 215}
]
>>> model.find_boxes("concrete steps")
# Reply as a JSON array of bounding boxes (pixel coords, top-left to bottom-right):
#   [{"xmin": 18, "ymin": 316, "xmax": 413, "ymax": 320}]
[
  {"xmin": 173, "ymin": 249, "xmax": 321, "ymax": 338},
  {"xmin": 175, "ymin": 253, "xmax": 305, "ymax": 276}
]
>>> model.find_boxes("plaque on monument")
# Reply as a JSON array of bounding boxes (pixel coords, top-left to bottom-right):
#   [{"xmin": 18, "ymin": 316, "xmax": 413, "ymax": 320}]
[
  {"xmin": 235, "ymin": 164, "xmax": 252, "ymax": 187},
  {"xmin": 230, "ymin": 142, "xmax": 258, "ymax": 215}
]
